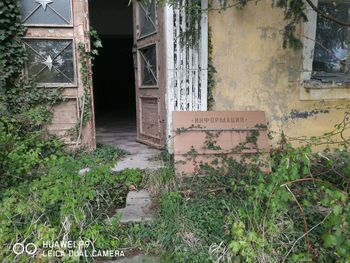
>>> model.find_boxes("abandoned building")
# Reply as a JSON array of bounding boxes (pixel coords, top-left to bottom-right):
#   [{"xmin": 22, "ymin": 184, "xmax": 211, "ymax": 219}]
[{"xmin": 19, "ymin": 0, "xmax": 350, "ymax": 151}]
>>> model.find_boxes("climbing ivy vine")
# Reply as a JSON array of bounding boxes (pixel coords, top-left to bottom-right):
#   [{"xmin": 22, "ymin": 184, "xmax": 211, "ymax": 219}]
[
  {"xmin": 207, "ymin": 27, "xmax": 217, "ymax": 110},
  {"xmin": 74, "ymin": 28, "xmax": 102, "ymax": 142},
  {"xmin": 159, "ymin": 0, "xmax": 348, "ymax": 50},
  {"xmin": 0, "ymin": 0, "xmax": 101, "ymax": 143},
  {"xmin": 0, "ymin": 0, "xmax": 25, "ymax": 90},
  {"xmin": 0, "ymin": 0, "xmax": 63, "ymax": 133}
]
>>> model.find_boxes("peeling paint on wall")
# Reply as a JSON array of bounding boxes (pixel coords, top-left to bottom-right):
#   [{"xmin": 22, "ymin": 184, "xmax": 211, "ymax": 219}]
[
  {"xmin": 286, "ymin": 109, "xmax": 330, "ymax": 120},
  {"xmin": 209, "ymin": 0, "xmax": 349, "ymax": 147}
]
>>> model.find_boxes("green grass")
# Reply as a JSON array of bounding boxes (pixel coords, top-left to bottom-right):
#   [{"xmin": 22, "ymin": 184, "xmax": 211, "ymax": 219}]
[
  {"xmin": 0, "ymin": 144, "xmax": 139, "ymax": 262},
  {"xmin": 125, "ymin": 175, "xmax": 238, "ymax": 263},
  {"xmin": 1, "ymin": 131, "xmax": 349, "ymax": 263},
  {"xmin": 122, "ymin": 148, "xmax": 350, "ymax": 263}
]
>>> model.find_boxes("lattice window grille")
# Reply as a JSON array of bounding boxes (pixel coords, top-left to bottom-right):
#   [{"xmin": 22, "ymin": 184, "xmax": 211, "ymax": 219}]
[{"xmin": 21, "ymin": 0, "xmax": 72, "ymax": 25}]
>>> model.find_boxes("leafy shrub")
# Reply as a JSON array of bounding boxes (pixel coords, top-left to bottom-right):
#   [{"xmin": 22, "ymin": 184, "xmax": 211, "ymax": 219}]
[
  {"xmin": 0, "ymin": 120, "xmax": 138, "ymax": 262},
  {"xmin": 0, "ymin": 117, "xmax": 65, "ymax": 193},
  {"xmin": 0, "ymin": 1, "xmax": 134, "ymax": 261},
  {"xmin": 221, "ymin": 145, "xmax": 350, "ymax": 262},
  {"xmin": 144, "ymin": 143, "xmax": 350, "ymax": 263},
  {"xmin": 0, "ymin": 151, "xmax": 141, "ymax": 262}
]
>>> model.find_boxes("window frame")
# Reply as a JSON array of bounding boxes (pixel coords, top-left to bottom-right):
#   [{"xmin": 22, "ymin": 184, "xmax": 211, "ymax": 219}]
[
  {"xmin": 300, "ymin": 0, "xmax": 350, "ymax": 100},
  {"xmin": 139, "ymin": 43, "xmax": 158, "ymax": 87},
  {"xmin": 22, "ymin": 36, "xmax": 78, "ymax": 88},
  {"xmin": 21, "ymin": 0, "xmax": 74, "ymax": 28},
  {"xmin": 136, "ymin": 0, "xmax": 158, "ymax": 40}
]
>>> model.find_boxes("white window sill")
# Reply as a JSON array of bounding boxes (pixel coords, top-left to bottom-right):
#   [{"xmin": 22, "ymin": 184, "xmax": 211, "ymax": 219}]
[
  {"xmin": 300, "ymin": 81, "xmax": 350, "ymax": 101},
  {"xmin": 303, "ymin": 80, "xmax": 350, "ymax": 90}
]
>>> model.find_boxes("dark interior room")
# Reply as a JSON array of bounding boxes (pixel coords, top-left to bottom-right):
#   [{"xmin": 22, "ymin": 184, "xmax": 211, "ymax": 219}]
[
  {"xmin": 89, "ymin": 0, "xmax": 135, "ymax": 121},
  {"xmin": 92, "ymin": 36, "xmax": 135, "ymax": 116},
  {"xmin": 89, "ymin": 0, "xmax": 137, "ymax": 147}
]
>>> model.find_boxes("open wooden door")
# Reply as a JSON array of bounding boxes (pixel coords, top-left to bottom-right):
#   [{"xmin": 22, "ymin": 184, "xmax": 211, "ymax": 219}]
[{"xmin": 133, "ymin": 0, "xmax": 166, "ymax": 149}]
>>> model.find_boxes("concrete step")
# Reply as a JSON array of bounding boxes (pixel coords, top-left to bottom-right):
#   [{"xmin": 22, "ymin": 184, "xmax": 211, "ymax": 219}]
[
  {"xmin": 116, "ymin": 190, "xmax": 154, "ymax": 224},
  {"xmin": 112, "ymin": 154, "xmax": 163, "ymax": 172}
]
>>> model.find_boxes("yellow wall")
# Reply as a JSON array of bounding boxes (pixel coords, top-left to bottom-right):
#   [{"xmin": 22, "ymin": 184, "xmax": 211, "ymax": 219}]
[{"xmin": 209, "ymin": 0, "xmax": 349, "ymax": 147}]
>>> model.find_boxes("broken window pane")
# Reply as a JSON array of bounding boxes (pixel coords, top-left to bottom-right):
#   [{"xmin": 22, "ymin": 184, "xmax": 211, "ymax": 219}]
[
  {"xmin": 23, "ymin": 39, "xmax": 75, "ymax": 84},
  {"xmin": 312, "ymin": 0, "xmax": 350, "ymax": 80},
  {"xmin": 140, "ymin": 45, "xmax": 157, "ymax": 86},
  {"xmin": 138, "ymin": 0, "xmax": 156, "ymax": 37},
  {"xmin": 21, "ymin": 0, "xmax": 72, "ymax": 25}
]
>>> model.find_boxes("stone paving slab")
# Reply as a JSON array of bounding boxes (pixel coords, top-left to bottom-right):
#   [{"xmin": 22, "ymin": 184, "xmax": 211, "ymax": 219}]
[
  {"xmin": 117, "ymin": 190, "xmax": 154, "ymax": 224},
  {"xmin": 112, "ymin": 154, "xmax": 162, "ymax": 172},
  {"xmin": 126, "ymin": 190, "xmax": 153, "ymax": 206},
  {"xmin": 96, "ymin": 115, "xmax": 163, "ymax": 171},
  {"xmin": 96, "ymin": 117, "xmax": 160, "ymax": 263}
]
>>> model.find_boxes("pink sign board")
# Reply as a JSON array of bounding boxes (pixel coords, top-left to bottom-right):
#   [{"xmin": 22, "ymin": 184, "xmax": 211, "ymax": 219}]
[{"xmin": 173, "ymin": 111, "xmax": 270, "ymax": 176}]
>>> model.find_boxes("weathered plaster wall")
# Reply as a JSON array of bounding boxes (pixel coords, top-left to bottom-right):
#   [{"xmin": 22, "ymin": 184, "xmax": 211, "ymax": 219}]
[{"xmin": 209, "ymin": 0, "xmax": 349, "ymax": 146}]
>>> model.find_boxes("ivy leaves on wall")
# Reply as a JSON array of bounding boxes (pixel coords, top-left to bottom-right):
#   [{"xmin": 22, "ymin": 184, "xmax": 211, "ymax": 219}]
[
  {"xmin": 0, "ymin": 0, "xmax": 62, "ymax": 133},
  {"xmin": 0, "ymin": 0, "xmax": 26, "ymax": 89},
  {"xmin": 159, "ymin": 0, "xmax": 350, "ymax": 50}
]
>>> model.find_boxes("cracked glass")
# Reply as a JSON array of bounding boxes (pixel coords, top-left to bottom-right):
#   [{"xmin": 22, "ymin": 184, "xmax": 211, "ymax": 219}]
[
  {"xmin": 138, "ymin": 0, "xmax": 156, "ymax": 37},
  {"xmin": 21, "ymin": 0, "xmax": 72, "ymax": 25},
  {"xmin": 140, "ymin": 45, "xmax": 157, "ymax": 86},
  {"xmin": 23, "ymin": 39, "xmax": 75, "ymax": 84}
]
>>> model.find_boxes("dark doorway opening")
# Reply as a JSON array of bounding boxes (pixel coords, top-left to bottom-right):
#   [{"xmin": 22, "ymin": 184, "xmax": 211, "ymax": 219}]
[
  {"xmin": 89, "ymin": 0, "xmax": 137, "ymax": 148},
  {"xmin": 93, "ymin": 37, "xmax": 135, "ymax": 118}
]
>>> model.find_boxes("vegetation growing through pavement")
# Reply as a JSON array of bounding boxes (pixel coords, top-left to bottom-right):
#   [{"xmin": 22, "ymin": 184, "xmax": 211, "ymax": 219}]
[
  {"xmin": 0, "ymin": 2, "xmax": 133, "ymax": 261},
  {"xmin": 0, "ymin": 144, "xmax": 142, "ymax": 261},
  {"xmin": 1, "ymin": 109, "xmax": 349, "ymax": 261},
  {"xmin": 1, "ymin": 0, "xmax": 350, "ymax": 262},
  {"xmin": 124, "ymin": 111, "xmax": 350, "ymax": 262}
]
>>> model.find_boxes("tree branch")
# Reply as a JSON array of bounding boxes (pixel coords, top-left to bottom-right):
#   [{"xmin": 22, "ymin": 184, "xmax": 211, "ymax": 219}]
[
  {"xmin": 282, "ymin": 212, "xmax": 331, "ymax": 263},
  {"xmin": 284, "ymin": 185, "xmax": 311, "ymax": 261},
  {"xmin": 304, "ymin": 0, "xmax": 350, "ymax": 27}
]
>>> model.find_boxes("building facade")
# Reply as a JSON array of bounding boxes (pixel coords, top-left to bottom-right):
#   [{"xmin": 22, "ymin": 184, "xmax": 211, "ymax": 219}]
[{"xmin": 19, "ymin": 0, "xmax": 349, "ymax": 151}]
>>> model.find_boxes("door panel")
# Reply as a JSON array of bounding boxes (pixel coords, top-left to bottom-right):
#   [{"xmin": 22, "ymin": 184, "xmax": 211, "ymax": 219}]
[
  {"xmin": 133, "ymin": 0, "xmax": 166, "ymax": 148},
  {"xmin": 20, "ymin": 0, "xmax": 95, "ymax": 149}
]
